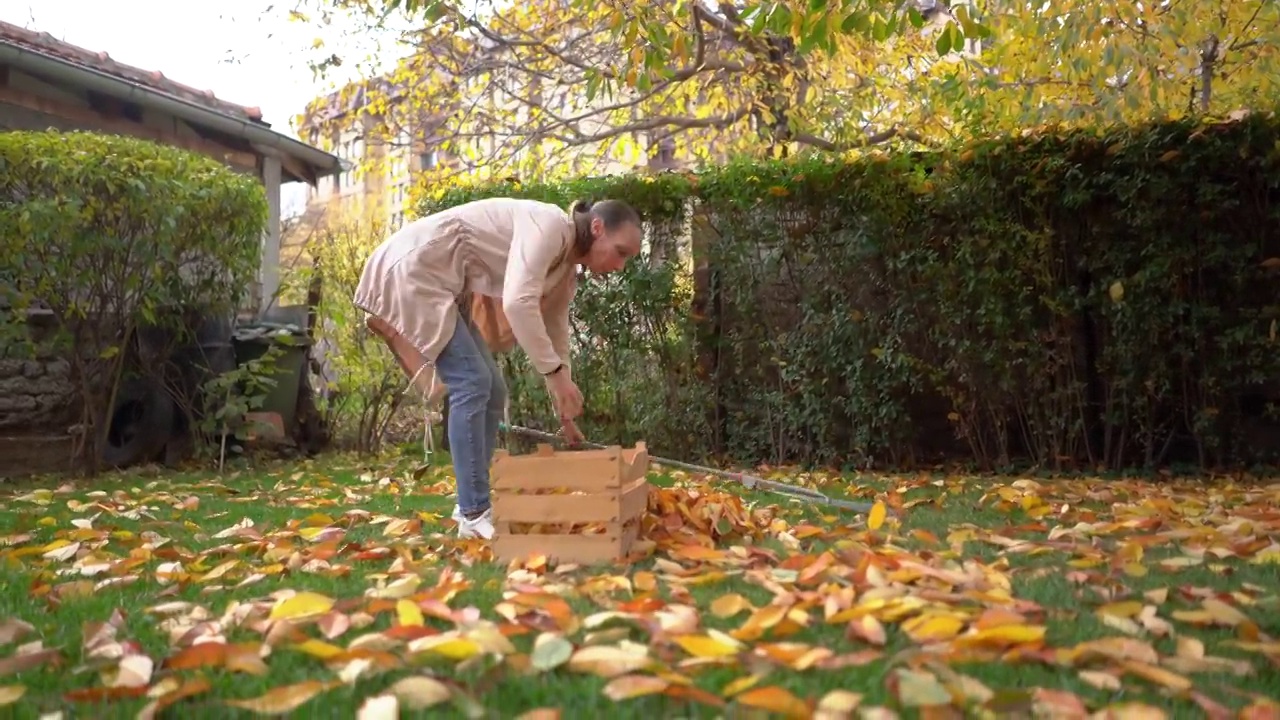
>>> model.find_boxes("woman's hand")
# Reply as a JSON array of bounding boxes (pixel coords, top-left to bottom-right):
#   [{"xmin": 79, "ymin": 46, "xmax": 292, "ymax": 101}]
[
  {"xmin": 545, "ymin": 369, "xmax": 583, "ymax": 420},
  {"xmin": 559, "ymin": 416, "xmax": 585, "ymax": 446}
]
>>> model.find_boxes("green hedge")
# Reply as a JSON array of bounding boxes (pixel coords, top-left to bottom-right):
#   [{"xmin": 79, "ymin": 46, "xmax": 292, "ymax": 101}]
[
  {"xmin": 420, "ymin": 112, "xmax": 1280, "ymax": 472},
  {"xmin": 0, "ymin": 131, "xmax": 268, "ymax": 468}
]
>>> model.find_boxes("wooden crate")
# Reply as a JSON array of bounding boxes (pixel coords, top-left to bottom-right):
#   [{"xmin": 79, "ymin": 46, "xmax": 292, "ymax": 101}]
[{"xmin": 490, "ymin": 441, "xmax": 650, "ymax": 565}]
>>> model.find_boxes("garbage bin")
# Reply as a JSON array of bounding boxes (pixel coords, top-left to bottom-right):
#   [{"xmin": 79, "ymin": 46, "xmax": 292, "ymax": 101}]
[{"xmin": 232, "ymin": 321, "xmax": 310, "ymax": 430}]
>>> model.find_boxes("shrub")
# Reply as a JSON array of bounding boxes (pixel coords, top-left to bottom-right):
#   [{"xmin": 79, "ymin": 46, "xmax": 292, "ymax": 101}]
[
  {"xmin": 419, "ymin": 111, "xmax": 1280, "ymax": 472},
  {"xmin": 0, "ymin": 131, "xmax": 267, "ymax": 472},
  {"xmin": 297, "ymin": 220, "xmax": 405, "ymax": 453}
]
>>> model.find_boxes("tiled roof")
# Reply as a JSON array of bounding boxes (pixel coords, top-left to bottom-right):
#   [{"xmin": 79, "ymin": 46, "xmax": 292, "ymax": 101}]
[{"xmin": 0, "ymin": 19, "xmax": 266, "ymax": 125}]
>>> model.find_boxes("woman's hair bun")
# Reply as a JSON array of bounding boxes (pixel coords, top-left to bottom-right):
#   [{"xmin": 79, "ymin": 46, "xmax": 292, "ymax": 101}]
[{"xmin": 570, "ymin": 199, "xmax": 594, "ymax": 214}]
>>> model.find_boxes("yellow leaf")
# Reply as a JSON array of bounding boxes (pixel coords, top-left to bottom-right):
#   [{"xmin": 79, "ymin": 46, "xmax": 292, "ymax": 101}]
[
  {"xmin": 901, "ymin": 613, "xmax": 965, "ymax": 643},
  {"xmin": 710, "ymin": 593, "xmax": 752, "ymax": 618},
  {"xmin": 867, "ymin": 501, "xmax": 886, "ymax": 531},
  {"xmin": 409, "ymin": 636, "xmax": 483, "ymax": 661},
  {"xmin": 1109, "ymin": 281, "xmax": 1125, "ymax": 303},
  {"xmin": 396, "ymin": 600, "xmax": 424, "ymax": 627},
  {"xmin": 816, "ymin": 689, "xmax": 862, "ymax": 718},
  {"xmin": 0, "ymin": 685, "xmax": 26, "ymax": 705},
  {"xmin": 269, "ymin": 592, "xmax": 335, "ymax": 621},
  {"xmin": 224, "ymin": 680, "xmax": 334, "ymax": 714},
  {"xmin": 294, "ymin": 639, "xmax": 344, "ymax": 660},
  {"xmin": 954, "ymin": 624, "xmax": 1046, "ymax": 648},
  {"xmin": 673, "ymin": 633, "xmax": 742, "ymax": 658},
  {"xmin": 1097, "ymin": 601, "xmax": 1144, "ymax": 619},
  {"xmin": 722, "ymin": 674, "xmax": 763, "ymax": 697}
]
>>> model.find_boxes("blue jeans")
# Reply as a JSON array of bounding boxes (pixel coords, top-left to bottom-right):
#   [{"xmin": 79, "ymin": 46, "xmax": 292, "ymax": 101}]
[{"xmin": 433, "ymin": 313, "xmax": 506, "ymax": 516}]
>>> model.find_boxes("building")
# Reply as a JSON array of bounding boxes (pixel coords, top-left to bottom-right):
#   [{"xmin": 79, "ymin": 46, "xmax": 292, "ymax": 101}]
[
  {"xmin": 0, "ymin": 20, "xmax": 345, "ymax": 478},
  {"xmin": 287, "ymin": 77, "xmax": 429, "ymax": 251},
  {"xmin": 0, "ymin": 19, "xmax": 343, "ymax": 312},
  {"xmin": 285, "ymin": 42, "xmax": 688, "ymax": 261}
]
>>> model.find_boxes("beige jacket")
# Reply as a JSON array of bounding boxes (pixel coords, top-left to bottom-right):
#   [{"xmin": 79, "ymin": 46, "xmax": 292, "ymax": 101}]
[{"xmin": 353, "ymin": 197, "xmax": 578, "ymax": 389}]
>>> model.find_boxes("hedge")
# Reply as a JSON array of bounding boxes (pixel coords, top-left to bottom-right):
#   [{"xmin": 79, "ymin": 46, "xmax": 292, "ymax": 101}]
[
  {"xmin": 419, "ymin": 112, "xmax": 1280, "ymax": 472},
  {"xmin": 0, "ymin": 131, "xmax": 268, "ymax": 469}
]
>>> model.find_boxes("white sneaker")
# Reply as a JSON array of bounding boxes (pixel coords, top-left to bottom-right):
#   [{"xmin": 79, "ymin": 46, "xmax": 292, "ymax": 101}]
[{"xmin": 457, "ymin": 508, "xmax": 495, "ymax": 540}]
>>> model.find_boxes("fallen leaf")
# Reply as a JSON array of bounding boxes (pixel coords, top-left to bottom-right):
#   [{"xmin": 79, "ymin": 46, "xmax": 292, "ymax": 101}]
[
  {"xmin": 815, "ymin": 689, "xmax": 862, "ymax": 720},
  {"xmin": 602, "ymin": 674, "xmax": 668, "ymax": 700},
  {"xmin": 0, "ymin": 685, "xmax": 25, "ymax": 705},
  {"xmin": 867, "ymin": 501, "xmax": 887, "ymax": 531},
  {"xmin": 224, "ymin": 680, "xmax": 334, "ymax": 714},
  {"xmin": 568, "ymin": 644, "xmax": 652, "ymax": 677},
  {"xmin": 268, "ymin": 592, "xmax": 335, "ymax": 621},
  {"xmin": 673, "ymin": 633, "xmax": 741, "ymax": 658},
  {"xmin": 530, "ymin": 633, "xmax": 574, "ymax": 672},
  {"xmin": 386, "ymin": 675, "xmax": 452, "ymax": 710},
  {"xmin": 737, "ymin": 685, "xmax": 811, "ymax": 718},
  {"xmin": 356, "ymin": 694, "xmax": 399, "ymax": 720}
]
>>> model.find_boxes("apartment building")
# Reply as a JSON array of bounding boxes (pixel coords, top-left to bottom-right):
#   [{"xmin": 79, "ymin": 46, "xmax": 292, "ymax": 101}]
[{"xmin": 284, "ymin": 46, "xmax": 700, "ymax": 260}]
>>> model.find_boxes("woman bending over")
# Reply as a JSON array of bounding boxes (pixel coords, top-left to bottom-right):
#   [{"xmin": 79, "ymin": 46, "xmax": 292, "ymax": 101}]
[{"xmin": 353, "ymin": 196, "xmax": 643, "ymax": 539}]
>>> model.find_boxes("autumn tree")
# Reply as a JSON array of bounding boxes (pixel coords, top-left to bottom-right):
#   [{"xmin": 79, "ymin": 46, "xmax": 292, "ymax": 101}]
[
  {"xmin": 292, "ymin": 1, "xmax": 985, "ymax": 187},
  {"xmin": 931, "ymin": 0, "xmax": 1280, "ymax": 132},
  {"xmin": 290, "ymin": 0, "xmax": 1279, "ymax": 192}
]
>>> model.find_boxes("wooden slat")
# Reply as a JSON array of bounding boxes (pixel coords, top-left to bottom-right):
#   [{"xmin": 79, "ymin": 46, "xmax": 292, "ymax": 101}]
[
  {"xmin": 619, "ymin": 477, "xmax": 650, "ymax": 524},
  {"xmin": 621, "ymin": 443, "xmax": 649, "ymax": 482},
  {"xmin": 491, "ymin": 452, "xmax": 621, "ymax": 492},
  {"xmin": 492, "ymin": 490, "xmax": 620, "ymax": 524},
  {"xmin": 493, "ymin": 528, "xmax": 624, "ymax": 565}
]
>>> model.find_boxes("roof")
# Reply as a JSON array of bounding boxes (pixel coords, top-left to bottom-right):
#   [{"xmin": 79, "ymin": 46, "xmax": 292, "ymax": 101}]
[
  {"xmin": 0, "ymin": 20, "xmax": 342, "ymax": 183},
  {"xmin": 0, "ymin": 19, "xmax": 267, "ymax": 126}
]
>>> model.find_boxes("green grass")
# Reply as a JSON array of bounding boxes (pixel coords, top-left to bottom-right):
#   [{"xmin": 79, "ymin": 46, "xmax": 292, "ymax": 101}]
[{"xmin": 1, "ymin": 449, "xmax": 1278, "ymax": 719}]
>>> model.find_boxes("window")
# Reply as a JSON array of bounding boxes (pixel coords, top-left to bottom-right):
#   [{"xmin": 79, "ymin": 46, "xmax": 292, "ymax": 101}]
[{"xmin": 418, "ymin": 149, "xmax": 438, "ymax": 171}]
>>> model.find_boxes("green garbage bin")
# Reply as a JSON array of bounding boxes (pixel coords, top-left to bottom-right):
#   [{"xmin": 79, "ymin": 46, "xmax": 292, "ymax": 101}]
[{"xmin": 232, "ymin": 322, "xmax": 310, "ymax": 430}]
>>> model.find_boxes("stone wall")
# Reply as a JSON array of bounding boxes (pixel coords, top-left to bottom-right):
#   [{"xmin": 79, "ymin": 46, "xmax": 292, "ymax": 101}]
[{"xmin": 0, "ymin": 355, "xmax": 77, "ymax": 431}]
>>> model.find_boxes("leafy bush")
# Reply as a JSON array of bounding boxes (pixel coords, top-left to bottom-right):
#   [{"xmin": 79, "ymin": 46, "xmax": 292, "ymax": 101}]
[
  {"xmin": 421, "ymin": 112, "xmax": 1280, "ymax": 472},
  {"xmin": 0, "ymin": 131, "xmax": 267, "ymax": 472},
  {"xmin": 298, "ymin": 221, "xmax": 406, "ymax": 453}
]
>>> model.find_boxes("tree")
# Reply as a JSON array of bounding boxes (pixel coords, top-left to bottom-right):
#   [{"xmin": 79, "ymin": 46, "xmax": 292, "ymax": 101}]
[
  {"xmin": 931, "ymin": 0, "xmax": 1280, "ymax": 132},
  {"xmin": 288, "ymin": 0, "xmax": 1279, "ymax": 193},
  {"xmin": 290, "ymin": 1, "xmax": 986, "ymax": 188}
]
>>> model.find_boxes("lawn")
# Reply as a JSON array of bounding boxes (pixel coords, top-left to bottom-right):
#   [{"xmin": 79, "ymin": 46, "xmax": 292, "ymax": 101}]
[{"xmin": 1, "ymin": 447, "xmax": 1278, "ymax": 719}]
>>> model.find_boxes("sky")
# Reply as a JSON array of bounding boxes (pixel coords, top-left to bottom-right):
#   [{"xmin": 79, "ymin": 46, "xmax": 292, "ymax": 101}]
[{"xmin": 3, "ymin": 0, "xmax": 397, "ymax": 216}]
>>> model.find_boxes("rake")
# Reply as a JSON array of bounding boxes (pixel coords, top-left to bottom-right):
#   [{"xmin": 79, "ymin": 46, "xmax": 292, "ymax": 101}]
[{"xmin": 498, "ymin": 422, "xmax": 877, "ymax": 514}]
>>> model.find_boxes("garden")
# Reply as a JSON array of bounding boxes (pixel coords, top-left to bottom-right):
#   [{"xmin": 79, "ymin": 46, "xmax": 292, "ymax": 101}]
[{"xmin": 2, "ymin": 109, "xmax": 1280, "ymax": 717}]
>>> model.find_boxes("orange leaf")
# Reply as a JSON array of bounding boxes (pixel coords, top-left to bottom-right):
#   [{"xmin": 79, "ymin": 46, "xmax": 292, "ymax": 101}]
[{"xmin": 736, "ymin": 686, "xmax": 811, "ymax": 719}]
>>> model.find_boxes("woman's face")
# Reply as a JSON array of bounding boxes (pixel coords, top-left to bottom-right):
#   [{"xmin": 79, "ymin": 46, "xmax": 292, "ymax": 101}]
[{"xmin": 584, "ymin": 218, "xmax": 642, "ymax": 275}]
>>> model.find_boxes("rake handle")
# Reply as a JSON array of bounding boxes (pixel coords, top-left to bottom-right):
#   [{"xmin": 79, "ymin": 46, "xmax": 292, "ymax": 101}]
[{"xmin": 499, "ymin": 423, "xmax": 876, "ymax": 514}]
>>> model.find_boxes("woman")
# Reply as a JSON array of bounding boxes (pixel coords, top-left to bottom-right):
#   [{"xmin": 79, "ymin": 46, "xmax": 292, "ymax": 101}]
[{"xmin": 353, "ymin": 196, "xmax": 644, "ymax": 540}]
